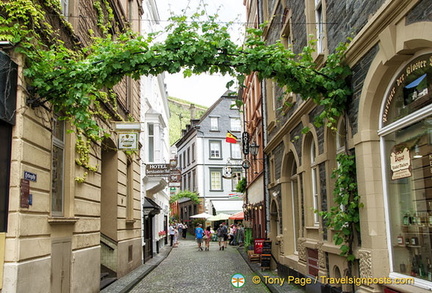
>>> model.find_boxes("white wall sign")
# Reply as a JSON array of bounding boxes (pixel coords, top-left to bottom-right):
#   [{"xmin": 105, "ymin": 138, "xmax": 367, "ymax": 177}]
[
  {"xmin": 118, "ymin": 133, "xmax": 138, "ymax": 150},
  {"xmin": 390, "ymin": 147, "xmax": 411, "ymax": 180}
]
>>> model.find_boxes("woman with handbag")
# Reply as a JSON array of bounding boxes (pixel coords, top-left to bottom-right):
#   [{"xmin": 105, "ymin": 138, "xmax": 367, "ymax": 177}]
[{"xmin": 204, "ymin": 226, "xmax": 212, "ymax": 251}]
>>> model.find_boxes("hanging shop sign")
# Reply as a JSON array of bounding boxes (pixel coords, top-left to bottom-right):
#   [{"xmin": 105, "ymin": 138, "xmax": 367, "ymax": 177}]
[
  {"xmin": 168, "ymin": 169, "xmax": 181, "ymax": 187},
  {"xmin": 118, "ymin": 133, "xmax": 138, "ymax": 150},
  {"xmin": 146, "ymin": 164, "xmax": 171, "ymax": 177},
  {"xmin": 242, "ymin": 132, "xmax": 249, "ymax": 155}
]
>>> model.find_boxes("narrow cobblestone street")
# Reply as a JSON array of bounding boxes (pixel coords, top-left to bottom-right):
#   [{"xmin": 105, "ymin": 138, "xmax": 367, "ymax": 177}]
[{"xmin": 129, "ymin": 238, "xmax": 270, "ymax": 293}]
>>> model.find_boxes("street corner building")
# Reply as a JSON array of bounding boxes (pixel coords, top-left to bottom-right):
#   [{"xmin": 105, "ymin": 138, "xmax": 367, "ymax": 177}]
[
  {"xmin": 242, "ymin": 0, "xmax": 432, "ymax": 293},
  {"xmin": 0, "ymin": 1, "xmax": 145, "ymax": 292}
]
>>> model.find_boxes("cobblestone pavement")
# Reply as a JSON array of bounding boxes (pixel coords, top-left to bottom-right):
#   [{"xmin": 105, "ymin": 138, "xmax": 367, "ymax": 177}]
[{"xmin": 129, "ymin": 239, "xmax": 271, "ymax": 293}]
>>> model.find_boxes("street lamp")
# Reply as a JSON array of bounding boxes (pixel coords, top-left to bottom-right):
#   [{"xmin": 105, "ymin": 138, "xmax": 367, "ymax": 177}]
[{"xmin": 249, "ymin": 142, "xmax": 259, "ymax": 157}]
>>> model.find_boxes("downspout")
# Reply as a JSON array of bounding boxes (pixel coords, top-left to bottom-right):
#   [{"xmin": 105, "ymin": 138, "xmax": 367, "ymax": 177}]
[{"xmin": 256, "ymin": 0, "xmax": 270, "ymax": 239}]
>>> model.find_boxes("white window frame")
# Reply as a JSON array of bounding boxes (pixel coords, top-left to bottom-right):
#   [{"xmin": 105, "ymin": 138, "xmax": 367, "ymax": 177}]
[
  {"xmin": 210, "ymin": 169, "xmax": 222, "ymax": 191},
  {"xmin": 210, "ymin": 117, "xmax": 219, "ymax": 131},
  {"xmin": 231, "ymin": 170, "xmax": 242, "ymax": 191},
  {"xmin": 52, "ymin": 119, "xmax": 65, "ymax": 216},
  {"xmin": 311, "ymin": 140, "xmax": 320, "ymax": 225},
  {"xmin": 230, "ymin": 143, "xmax": 242, "ymax": 160},
  {"xmin": 60, "ymin": 0, "xmax": 69, "ymax": 19},
  {"xmin": 230, "ymin": 117, "xmax": 242, "ymax": 132},
  {"xmin": 209, "ymin": 140, "xmax": 222, "ymax": 159},
  {"xmin": 315, "ymin": 0, "xmax": 324, "ymax": 53}
]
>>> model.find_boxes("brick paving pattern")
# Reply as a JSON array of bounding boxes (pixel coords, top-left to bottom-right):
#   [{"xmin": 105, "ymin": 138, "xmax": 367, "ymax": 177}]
[{"xmin": 129, "ymin": 239, "xmax": 270, "ymax": 293}]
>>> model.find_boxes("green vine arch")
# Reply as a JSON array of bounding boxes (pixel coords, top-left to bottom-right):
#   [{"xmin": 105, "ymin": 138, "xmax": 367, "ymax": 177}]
[
  {"xmin": 1, "ymin": 2, "xmax": 358, "ymax": 259},
  {"xmin": 169, "ymin": 190, "xmax": 200, "ymax": 205}
]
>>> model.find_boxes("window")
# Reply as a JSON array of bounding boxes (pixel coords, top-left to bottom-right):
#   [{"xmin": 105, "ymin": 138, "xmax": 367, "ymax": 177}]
[
  {"xmin": 210, "ymin": 117, "xmax": 219, "ymax": 131},
  {"xmin": 231, "ymin": 143, "xmax": 242, "ymax": 159},
  {"xmin": 179, "ymin": 154, "xmax": 182, "ymax": 169},
  {"xmin": 192, "ymin": 169, "xmax": 196, "ymax": 191},
  {"xmin": 60, "ymin": 0, "xmax": 69, "ymax": 19},
  {"xmin": 290, "ymin": 159, "xmax": 300, "ymax": 252},
  {"xmin": 232, "ymin": 169, "xmax": 243, "ymax": 191},
  {"xmin": 209, "ymin": 141, "xmax": 222, "ymax": 159},
  {"xmin": 210, "ymin": 169, "xmax": 222, "ymax": 191},
  {"xmin": 187, "ymin": 172, "xmax": 191, "ymax": 190},
  {"xmin": 281, "ymin": 8, "xmax": 293, "ymax": 49},
  {"xmin": 383, "ymin": 118, "xmax": 432, "ymax": 280},
  {"xmin": 310, "ymin": 140, "xmax": 319, "ymax": 225},
  {"xmin": 315, "ymin": 0, "xmax": 324, "ymax": 53},
  {"xmin": 187, "ymin": 147, "xmax": 190, "ymax": 165},
  {"xmin": 192, "ymin": 143, "xmax": 196, "ymax": 162},
  {"xmin": 148, "ymin": 124, "xmax": 154, "ymax": 162},
  {"xmin": 183, "ymin": 152, "xmax": 186, "ymax": 168},
  {"xmin": 380, "ymin": 54, "xmax": 432, "ymax": 282},
  {"xmin": 230, "ymin": 117, "xmax": 241, "ymax": 132},
  {"xmin": 126, "ymin": 159, "xmax": 133, "ymax": 221},
  {"xmin": 52, "ymin": 119, "xmax": 65, "ymax": 216}
]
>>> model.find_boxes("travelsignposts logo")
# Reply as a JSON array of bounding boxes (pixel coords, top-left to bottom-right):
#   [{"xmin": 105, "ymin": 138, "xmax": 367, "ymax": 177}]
[{"xmin": 231, "ymin": 273, "xmax": 245, "ymax": 288}]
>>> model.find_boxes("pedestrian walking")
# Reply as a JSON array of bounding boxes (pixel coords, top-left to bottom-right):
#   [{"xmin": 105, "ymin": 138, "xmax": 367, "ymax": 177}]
[
  {"xmin": 216, "ymin": 222, "xmax": 228, "ymax": 250},
  {"xmin": 182, "ymin": 222, "xmax": 188, "ymax": 239},
  {"xmin": 203, "ymin": 226, "xmax": 212, "ymax": 251},
  {"xmin": 168, "ymin": 224, "xmax": 175, "ymax": 247},
  {"xmin": 195, "ymin": 224, "xmax": 204, "ymax": 251},
  {"xmin": 173, "ymin": 226, "xmax": 179, "ymax": 247},
  {"xmin": 178, "ymin": 222, "xmax": 183, "ymax": 238}
]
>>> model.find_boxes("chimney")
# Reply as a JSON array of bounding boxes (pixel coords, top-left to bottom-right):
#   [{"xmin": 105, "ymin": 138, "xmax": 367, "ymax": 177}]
[{"xmin": 189, "ymin": 104, "xmax": 196, "ymax": 119}]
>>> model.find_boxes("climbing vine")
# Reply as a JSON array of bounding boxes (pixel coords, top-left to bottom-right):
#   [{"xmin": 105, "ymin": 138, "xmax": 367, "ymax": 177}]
[
  {"xmin": 169, "ymin": 190, "xmax": 200, "ymax": 205},
  {"xmin": 1, "ymin": 4, "xmax": 352, "ymax": 139},
  {"xmin": 319, "ymin": 153, "xmax": 363, "ymax": 263},
  {"xmin": 1, "ymin": 2, "xmax": 353, "ymax": 185}
]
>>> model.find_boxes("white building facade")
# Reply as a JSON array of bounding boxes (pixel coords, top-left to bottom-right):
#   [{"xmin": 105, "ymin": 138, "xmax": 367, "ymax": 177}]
[{"xmin": 140, "ymin": 0, "xmax": 170, "ymax": 262}]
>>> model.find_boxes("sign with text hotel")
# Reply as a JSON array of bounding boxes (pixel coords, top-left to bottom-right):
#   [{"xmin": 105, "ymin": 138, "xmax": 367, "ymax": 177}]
[{"xmin": 146, "ymin": 164, "xmax": 171, "ymax": 177}]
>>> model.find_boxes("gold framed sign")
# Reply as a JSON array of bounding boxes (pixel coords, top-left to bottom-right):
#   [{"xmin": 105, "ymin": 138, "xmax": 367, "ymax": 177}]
[{"xmin": 118, "ymin": 133, "xmax": 138, "ymax": 150}]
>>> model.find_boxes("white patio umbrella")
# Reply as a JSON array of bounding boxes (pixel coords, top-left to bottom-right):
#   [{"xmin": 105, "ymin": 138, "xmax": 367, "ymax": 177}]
[
  {"xmin": 207, "ymin": 213, "xmax": 231, "ymax": 221},
  {"xmin": 190, "ymin": 212, "xmax": 213, "ymax": 219}
]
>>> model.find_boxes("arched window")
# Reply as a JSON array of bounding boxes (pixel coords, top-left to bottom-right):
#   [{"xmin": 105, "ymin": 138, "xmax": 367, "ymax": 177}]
[
  {"xmin": 290, "ymin": 158, "xmax": 300, "ymax": 251},
  {"xmin": 380, "ymin": 52, "xmax": 432, "ymax": 283},
  {"xmin": 310, "ymin": 139, "xmax": 320, "ymax": 226}
]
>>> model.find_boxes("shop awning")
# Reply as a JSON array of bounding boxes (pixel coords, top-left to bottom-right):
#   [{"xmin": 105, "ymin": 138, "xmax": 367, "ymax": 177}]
[
  {"xmin": 143, "ymin": 197, "xmax": 161, "ymax": 216},
  {"xmin": 210, "ymin": 200, "xmax": 243, "ymax": 214}
]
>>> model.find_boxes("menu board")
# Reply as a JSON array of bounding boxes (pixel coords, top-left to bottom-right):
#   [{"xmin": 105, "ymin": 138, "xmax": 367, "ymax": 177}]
[{"xmin": 261, "ymin": 241, "xmax": 272, "ymax": 269}]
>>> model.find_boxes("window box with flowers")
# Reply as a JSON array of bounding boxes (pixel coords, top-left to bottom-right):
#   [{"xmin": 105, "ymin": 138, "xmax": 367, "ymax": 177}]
[{"xmin": 158, "ymin": 231, "xmax": 166, "ymax": 238}]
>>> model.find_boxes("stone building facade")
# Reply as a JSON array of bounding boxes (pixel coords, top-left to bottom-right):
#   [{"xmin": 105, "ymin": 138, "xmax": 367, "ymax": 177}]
[
  {"xmin": 247, "ymin": 0, "xmax": 432, "ymax": 292},
  {"xmin": 0, "ymin": 1, "xmax": 143, "ymax": 292}
]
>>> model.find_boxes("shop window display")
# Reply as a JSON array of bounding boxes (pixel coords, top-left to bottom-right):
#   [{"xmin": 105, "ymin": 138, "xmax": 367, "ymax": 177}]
[
  {"xmin": 384, "ymin": 118, "xmax": 432, "ymax": 280},
  {"xmin": 382, "ymin": 53, "xmax": 432, "ymax": 282}
]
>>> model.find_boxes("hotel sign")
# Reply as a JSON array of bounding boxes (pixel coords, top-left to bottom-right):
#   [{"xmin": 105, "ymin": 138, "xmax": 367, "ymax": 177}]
[{"xmin": 146, "ymin": 164, "xmax": 171, "ymax": 177}]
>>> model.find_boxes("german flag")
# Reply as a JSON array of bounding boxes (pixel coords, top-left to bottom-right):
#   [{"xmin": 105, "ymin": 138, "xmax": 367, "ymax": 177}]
[{"xmin": 226, "ymin": 131, "xmax": 238, "ymax": 143}]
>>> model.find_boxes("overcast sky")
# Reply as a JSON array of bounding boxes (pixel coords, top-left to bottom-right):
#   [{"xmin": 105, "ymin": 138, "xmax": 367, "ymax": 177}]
[{"xmin": 155, "ymin": 0, "xmax": 246, "ymax": 107}]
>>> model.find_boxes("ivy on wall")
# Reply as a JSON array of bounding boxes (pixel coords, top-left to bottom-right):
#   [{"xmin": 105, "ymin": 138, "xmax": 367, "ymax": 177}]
[{"xmin": 319, "ymin": 153, "xmax": 362, "ymax": 264}]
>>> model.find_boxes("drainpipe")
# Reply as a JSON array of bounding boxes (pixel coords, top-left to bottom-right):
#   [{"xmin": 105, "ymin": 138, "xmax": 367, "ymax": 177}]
[{"xmin": 256, "ymin": 0, "xmax": 270, "ymax": 240}]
